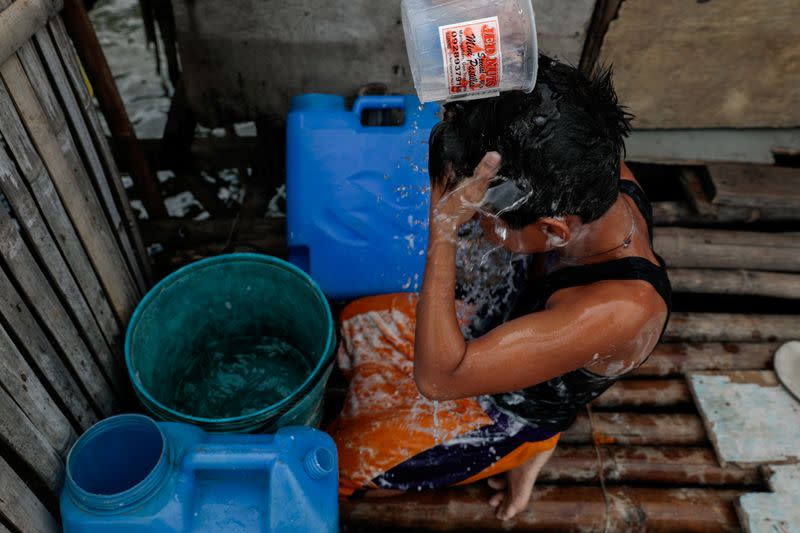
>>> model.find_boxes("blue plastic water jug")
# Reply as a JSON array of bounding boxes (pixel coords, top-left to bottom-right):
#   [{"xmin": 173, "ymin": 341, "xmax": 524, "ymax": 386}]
[
  {"xmin": 60, "ymin": 415, "xmax": 338, "ymax": 532},
  {"xmin": 286, "ymin": 94, "xmax": 440, "ymax": 300}
]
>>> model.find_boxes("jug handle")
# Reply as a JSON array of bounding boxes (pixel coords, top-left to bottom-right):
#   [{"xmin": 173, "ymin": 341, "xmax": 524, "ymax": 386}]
[
  {"xmin": 181, "ymin": 444, "xmax": 277, "ymax": 473},
  {"xmin": 351, "ymin": 95, "xmax": 406, "ymax": 118}
]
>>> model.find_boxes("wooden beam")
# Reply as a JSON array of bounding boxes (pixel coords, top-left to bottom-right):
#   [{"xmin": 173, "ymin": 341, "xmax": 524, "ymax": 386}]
[
  {"xmin": 665, "ymin": 313, "xmax": 799, "ymax": 343},
  {"xmin": 561, "ymin": 412, "xmax": 706, "ymax": 446},
  {"xmin": 59, "ymin": 0, "xmax": 166, "ymax": 219},
  {"xmin": 669, "ymin": 268, "xmax": 800, "ymax": 300},
  {"xmin": 652, "ymin": 200, "xmax": 799, "ymax": 225},
  {"xmin": 579, "ymin": 0, "xmax": 624, "ymax": 75},
  {"xmin": 0, "ymin": 0, "xmax": 61, "ymax": 65},
  {"xmin": 543, "ymin": 446, "xmax": 760, "ymax": 486},
  {"xmin": 342, "ymin": 485, "xmax": 741, "ymax": 532},
  {"xmin": 593, "ymin": 379, "xmax": 691, "ymax": 409},
  {"xmin": 636, "ymin": 342, "xmax": 777, "ymax": 377},
  {"xmin": 707, "ymin": 164, "xmax": 800, "ymax": 209},
  {"xmin": 655, "ymin": 228, "xmax": 800, "ymax": 273}
]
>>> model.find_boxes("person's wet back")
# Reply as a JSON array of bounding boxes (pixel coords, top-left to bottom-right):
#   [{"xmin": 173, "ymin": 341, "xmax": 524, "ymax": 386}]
[{"xmin": 328, "ymin": 55, "xmax": 671, "ymax": 521}]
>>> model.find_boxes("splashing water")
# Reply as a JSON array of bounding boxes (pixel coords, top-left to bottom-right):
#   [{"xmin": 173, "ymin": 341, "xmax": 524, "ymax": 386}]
[{"xmin": 169, "ymin": 335, "xmax": 313, "ymax": 419}]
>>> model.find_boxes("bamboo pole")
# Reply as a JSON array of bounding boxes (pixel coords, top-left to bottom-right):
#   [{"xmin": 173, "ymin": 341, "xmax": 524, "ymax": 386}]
[
  {"xmin": 342, "ymin": 485, "xmax": 741, "ymax": 532},
  {"xmin": 669, "ymin": 268, "xmax": 800, "ymax": 299},
  {"xmin": 0, "ymin": 0, "xmax": 61, "ymax": 65},
  {"xmin": 59, "ymin": 0, "xmax": 167, "ymax": 219}
]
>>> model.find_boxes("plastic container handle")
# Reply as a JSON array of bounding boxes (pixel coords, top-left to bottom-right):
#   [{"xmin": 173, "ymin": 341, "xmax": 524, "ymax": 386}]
[
  {"xmin": 181, "ymin": 444, "xmax": 278, "ymax": 473},
  {"xmin": 351, "ymin": 95, "xmax": 406, "ymax": 117}
]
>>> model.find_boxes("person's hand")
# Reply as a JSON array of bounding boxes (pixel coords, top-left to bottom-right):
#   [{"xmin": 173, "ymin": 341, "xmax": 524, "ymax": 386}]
[{"xmin": 430, "ymin": 152, "xmax": 502, "ymax": 238}]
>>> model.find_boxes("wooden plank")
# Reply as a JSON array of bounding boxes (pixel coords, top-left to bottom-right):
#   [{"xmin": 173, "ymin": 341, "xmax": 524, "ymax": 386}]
[
  {"xmin": 0, "ymin": 382, "xmax": 63, "ymax": 494},
  {"xmin": 49, "ymin": 16, "xmax": 153, "ymax": 286},
  {"xmin": 599, "ymin": 0, "xmax": 800, "ymax": 128},
  {"xmin": 544, "ymin": 446, "xmax": 760, "ymax": 487},
  {"xmin": 669, "ymin": 269, "xmax": 800, "ymax": 300},
  {"xmin": 0, "ymin": 0, "xmax": 61, "ymax": 65},
  {"xmin": 593, "ymin": 379, "xmax": 691, "ymax": 409},
  {"xmin": 0, "ymin": 264, "xmax": 99, "ymax": 427},
  {"xmin": 655, "ymin": 228, "xmax": 800, "ymax": 273},
  {"xmin": 0, "ymin": 322, "xmax": 75, "ymax": 456},
  {"xmin": 0, "ymin": 53, "xmax": 140, "ymax": 323},
  {"xmin": 342, "ymin": 486, "xmax": 741, "ymax": 532},
  {"xmin": 652, "ymin": 200, "xmax": 799, "ymax": 226},
  {"xmin": 561, "ymin": 412, "xmax": 706, "ymax": 446},
  {"xmin": 626, "ymin": 128, "xmax": 800, "ymax": 166},
  {"xmin": 0, "ymin": 78, "xmax": 123, "ymax": 358},
  {"xmin": 0, "ymin": 104, "xmax": 124, "ymax": 387},
  {"xmin": 636, "ymin": 343, "xmax": 777, "ymax": 377},
  {"xmin": 34, "ymin": 20, "xmax": 147, "ymax": 293},
  {"xmin": 665, "ymin": 314, "xmax": 799, "ymax": 343},
  {"xmin": 0, "ymin": 206, "xmax": 118, "ymax": 413},
  {"xmin": 707, "ymin": 164, "xmax": 800, "ymax": 209},
  {"xmin": 688, "ymin": 371, "xmax": 800, "ymax": 468},
  {"xmin": 0, "ymin": 454, "xmax": 58, "ymax": 533}
]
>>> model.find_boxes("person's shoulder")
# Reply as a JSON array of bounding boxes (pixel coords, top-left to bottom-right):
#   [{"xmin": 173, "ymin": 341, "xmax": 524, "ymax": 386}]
[{"xmin": 548, "ymin": 277, "xmax": 666, "ymax": 323}]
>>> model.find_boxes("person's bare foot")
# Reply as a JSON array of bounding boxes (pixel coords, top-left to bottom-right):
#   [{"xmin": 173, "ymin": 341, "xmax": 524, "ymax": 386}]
[{"xmin": 487, "ymin": 446, "xmax": 555, "ymax": 520}]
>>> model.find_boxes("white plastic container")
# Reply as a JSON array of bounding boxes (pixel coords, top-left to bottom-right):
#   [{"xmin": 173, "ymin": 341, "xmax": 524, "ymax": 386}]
[{"xmin": 402, "ymin": 0, "xmax": 538, "ymax": 103}]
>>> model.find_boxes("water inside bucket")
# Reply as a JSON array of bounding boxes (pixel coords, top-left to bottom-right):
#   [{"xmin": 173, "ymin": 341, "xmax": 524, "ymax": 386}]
[{"xmin": 168, "ymin": 335, "xmax": 314, "ymax": 419}]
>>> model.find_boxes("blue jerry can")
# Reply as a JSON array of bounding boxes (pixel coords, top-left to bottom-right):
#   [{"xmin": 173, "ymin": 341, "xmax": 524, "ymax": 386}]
[
  {"xmin": 61, "ymin": 415, "xmax": 338, "ymax": 533},
  {"xmin": 286, "ymin": 94, "xmax": 441, "ymax": 300}
]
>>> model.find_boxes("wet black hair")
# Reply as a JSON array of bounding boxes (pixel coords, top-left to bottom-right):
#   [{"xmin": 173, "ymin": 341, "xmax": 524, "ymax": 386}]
[{"xmin": 429, "ymin": 55, "xmax": 632, "ymax": 228}]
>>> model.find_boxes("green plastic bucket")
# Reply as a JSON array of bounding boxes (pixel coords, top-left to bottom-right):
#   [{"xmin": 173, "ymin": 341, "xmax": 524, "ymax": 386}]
[{"xmin": 125, "ymin": 253, "xmax": 335, "ymax": 433}]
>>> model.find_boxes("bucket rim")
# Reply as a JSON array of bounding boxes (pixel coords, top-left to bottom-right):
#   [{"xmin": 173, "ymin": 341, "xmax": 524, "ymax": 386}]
[{"xmin": 124, "ymin": 253, "xmax": 336, "ymax": 426}]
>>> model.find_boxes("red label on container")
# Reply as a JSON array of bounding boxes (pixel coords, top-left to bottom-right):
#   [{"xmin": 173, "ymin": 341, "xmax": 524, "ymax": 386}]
[{"xmin": 439, "ymin": 16, "xmax": 502, "ymax": 100}]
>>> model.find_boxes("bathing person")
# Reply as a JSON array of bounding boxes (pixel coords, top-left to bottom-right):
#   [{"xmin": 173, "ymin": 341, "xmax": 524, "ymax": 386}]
[{"xmin": 329, "ymin": 55, "xmax": 671, "ymax": 521}]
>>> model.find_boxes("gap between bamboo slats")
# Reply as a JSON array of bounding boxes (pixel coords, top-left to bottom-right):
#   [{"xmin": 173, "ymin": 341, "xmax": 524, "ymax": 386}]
[
  {"xmin": 0, "ymin": 263, "xmax": 100, "ymax": 427},
  {"xmin": 0, "ymin": 52, "xmax": 140, "ymax": 324},
  {"xmin": 0, "ymin": 454, "xmax": 57, "ymax": 533},
  {"xmin": 48, "ymin": 15, "xmax": 152, "ymax": 288}
]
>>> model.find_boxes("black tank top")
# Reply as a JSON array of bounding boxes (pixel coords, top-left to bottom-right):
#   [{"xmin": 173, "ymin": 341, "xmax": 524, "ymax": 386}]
[{"xmin": 488, "ymin": 180, "xmax": 672, "ymax": 432}]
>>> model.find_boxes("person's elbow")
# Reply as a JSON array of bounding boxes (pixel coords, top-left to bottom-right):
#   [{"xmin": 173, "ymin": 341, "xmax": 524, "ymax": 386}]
[{"xmin": 414, "ymin": 367, "xmax": 453, "ymax": 401}]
